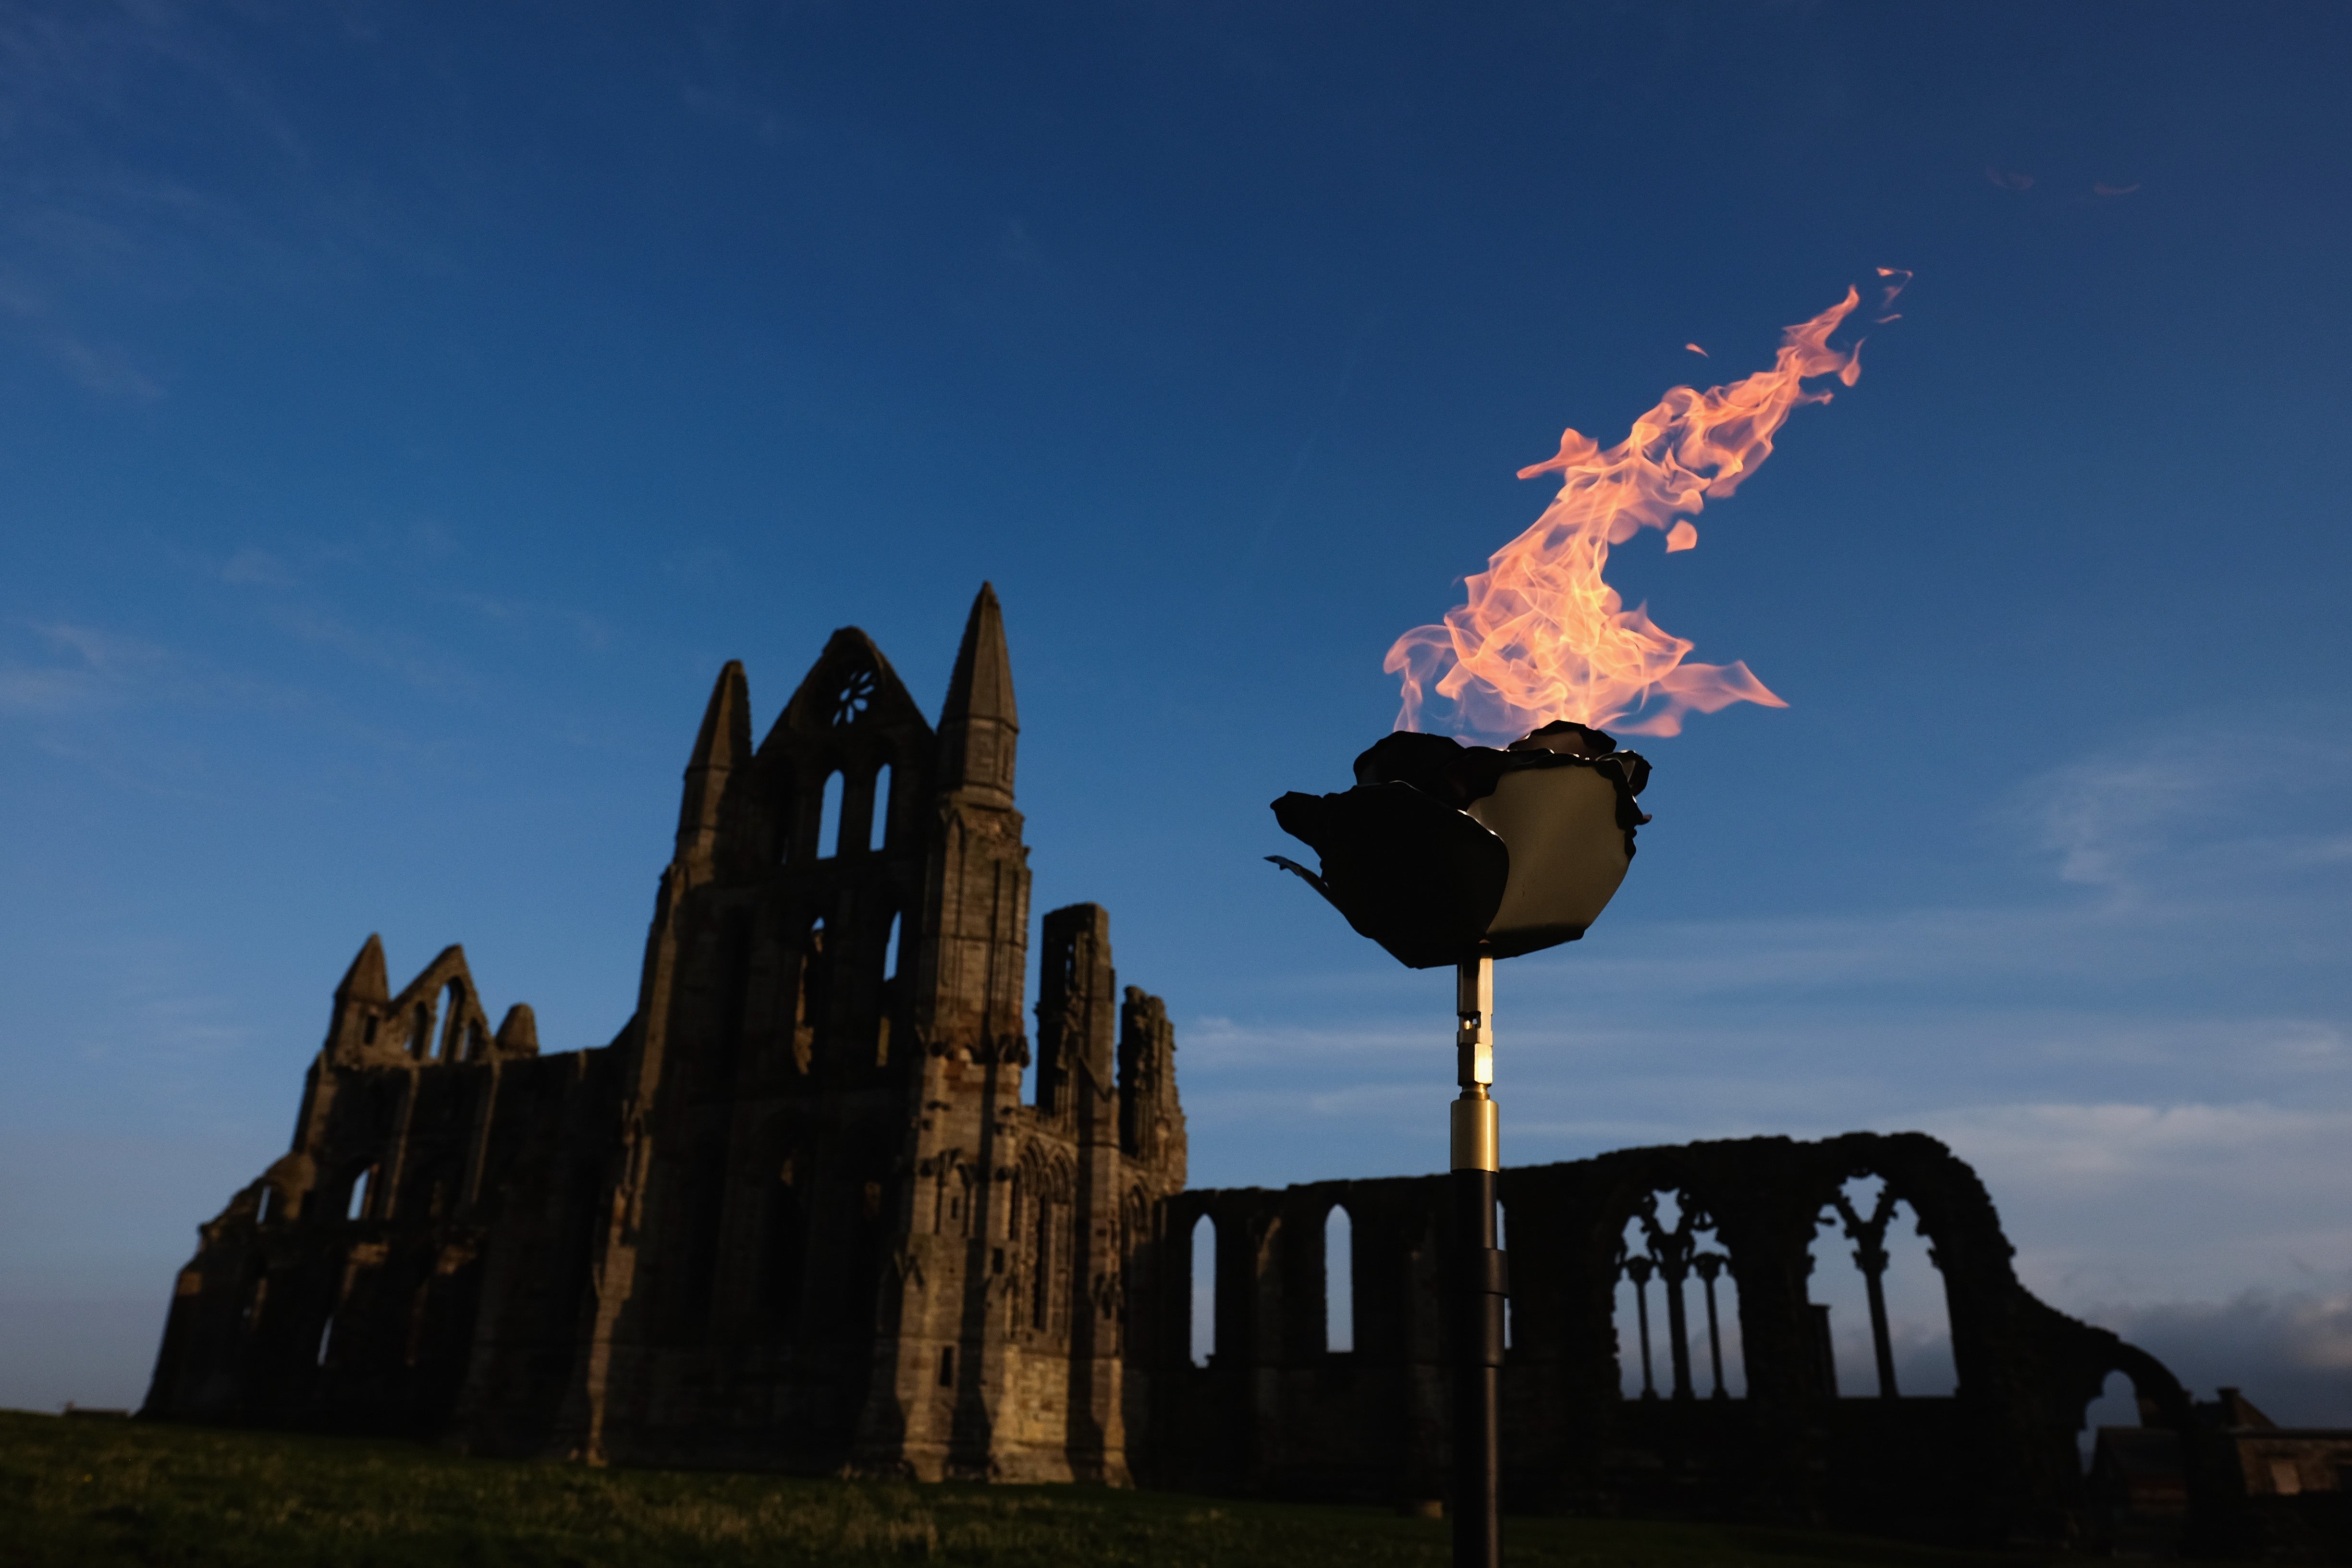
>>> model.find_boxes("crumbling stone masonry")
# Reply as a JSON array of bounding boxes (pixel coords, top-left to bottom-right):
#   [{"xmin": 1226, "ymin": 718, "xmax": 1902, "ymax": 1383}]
[
  {"xmin": 142, "ymin": 585, "xmax": 1188, "ymax": 1482},
  {"xmin": 1153, "ymin": 1134, "xmax": 2235, "ymax": 1550}
]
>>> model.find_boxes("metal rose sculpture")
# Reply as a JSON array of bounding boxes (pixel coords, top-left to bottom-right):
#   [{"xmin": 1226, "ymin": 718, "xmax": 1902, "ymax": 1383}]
[{"xmin": 1268, "ymin": 720, "xmax": 1652, "ymax": 969}]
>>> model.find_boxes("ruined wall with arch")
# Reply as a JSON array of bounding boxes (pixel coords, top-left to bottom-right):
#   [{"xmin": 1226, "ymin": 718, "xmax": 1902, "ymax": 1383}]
[{"xmin": 1147, "ymin": 1131, "xmax": 2204, "ymax": 1548}]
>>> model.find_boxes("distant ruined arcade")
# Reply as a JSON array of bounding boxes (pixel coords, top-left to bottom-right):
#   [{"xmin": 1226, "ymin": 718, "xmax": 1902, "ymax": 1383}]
[
  {"xmin": 142, "ymin": 586, "xmax": 2322, "ymax": 1554},
  {"xmin": 144, "ymin": 585, "xmax": 1188, "ymax": 1482},
  {"xmin": 1155, "ymin": 1135, "xmax": 2244, "ymax": 1551}
]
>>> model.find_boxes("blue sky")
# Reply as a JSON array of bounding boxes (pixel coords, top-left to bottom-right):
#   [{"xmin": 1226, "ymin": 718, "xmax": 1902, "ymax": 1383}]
[{"xmin": 2, "ymin": 2, "xmax": 2349, "ymax": 1425}]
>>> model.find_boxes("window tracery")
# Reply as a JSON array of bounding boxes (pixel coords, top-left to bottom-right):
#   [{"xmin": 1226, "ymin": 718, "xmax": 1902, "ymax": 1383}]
[
  {"xmin": 1616, "ymin": 1188, "xmax": 1736, "ymax": 1399},
  {"xmin": 830, "ymin": 667, "xmax": 876, "ymax": 726}
]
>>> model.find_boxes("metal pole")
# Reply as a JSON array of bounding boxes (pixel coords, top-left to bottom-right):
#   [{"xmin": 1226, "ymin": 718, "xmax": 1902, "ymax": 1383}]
[{"xmin": 1450, "ymin": 954, "xmax": 1503, "ymax": 1568}]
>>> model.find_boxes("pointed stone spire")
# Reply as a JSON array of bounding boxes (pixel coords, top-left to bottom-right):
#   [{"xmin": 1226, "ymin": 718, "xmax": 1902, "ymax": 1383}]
[
  {"xmin": 494, "ymin": 1003, "xmax": 539, "ymax": 1057},
  {"xmin": 325, "ymin": 934, "xmax": 391, "ymax": 1058},
  {"xmin": 677, "ymin": 661, "xmax": 752, "ymax": 872},
  {"xmin": 938, "ymin": 584, "xmax": 1018, "ymax": 804},
  {"xmin": 336, "ymin": 934, "xmax": 390, "ymax": 1003}
]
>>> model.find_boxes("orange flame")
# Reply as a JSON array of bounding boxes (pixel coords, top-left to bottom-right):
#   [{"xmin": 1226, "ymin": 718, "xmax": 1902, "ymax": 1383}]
[{"xmin": 1384, "ymin": 283, "xmax": 1893, "ymax": 739}]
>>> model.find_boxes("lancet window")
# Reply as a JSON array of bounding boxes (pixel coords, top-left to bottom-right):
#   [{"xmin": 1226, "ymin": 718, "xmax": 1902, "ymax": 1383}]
[
  {"xmin": 1191, "ymin": 1213, "xmax": 1217, "ymax": 1366},
  {"xmin": 1033, "ymin": 1169, "xmax": 1073, "ymax": 1340},
  {"xmin": 1030, "ymin": 1189, "xmax": 1054, "ymax": 1332},
  {"xmin": 817, "ymin": 771, "xmax": 844, "ymax": 858},
  {"xmin": 1004, "ymin": 1146, "xmax": 1072, "ymax": 1343},
  {"xmin": 926, "ymin": 1152, "xmax": 961, "ymax": 1236},
  {"xmin": 438, "ymin": 980, "xmax": 467, "ymax": 1061},
  {"xmin": 1323, "ymin": 1204, "xmax": 1354, "ymax": 1354}
]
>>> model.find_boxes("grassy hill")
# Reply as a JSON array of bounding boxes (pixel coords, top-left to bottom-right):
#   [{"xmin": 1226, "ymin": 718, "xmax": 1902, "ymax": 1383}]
[{"xmin": 2, "ymin": 1408, "xmax": 2056, "ymax": 1568}]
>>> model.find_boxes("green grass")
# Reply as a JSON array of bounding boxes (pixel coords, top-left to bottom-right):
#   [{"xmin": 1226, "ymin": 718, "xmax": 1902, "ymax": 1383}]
[{"xmin": 0, "ymin": 1409, "xmax": 2046, "ymax": 1568}]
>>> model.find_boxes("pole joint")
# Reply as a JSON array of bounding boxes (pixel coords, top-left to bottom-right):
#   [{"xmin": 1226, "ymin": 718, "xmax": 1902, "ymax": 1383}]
[
  {"xmin": 1450, "ymin": 952, "xmax": 1499, "ymax": 1174},
  {"xmin": 1455, "ymin": 951, "xmax": 1494, "ymax": 1090}
]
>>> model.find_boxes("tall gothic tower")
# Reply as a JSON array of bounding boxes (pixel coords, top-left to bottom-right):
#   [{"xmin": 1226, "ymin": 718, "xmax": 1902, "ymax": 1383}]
[
  {"xmin": 542, "ymin": 583, "xmax": 1185, "ymax": 1477},
  {"xmin": 141, "ymin": 585, "xmax": 1185, "ymax": 1483}
]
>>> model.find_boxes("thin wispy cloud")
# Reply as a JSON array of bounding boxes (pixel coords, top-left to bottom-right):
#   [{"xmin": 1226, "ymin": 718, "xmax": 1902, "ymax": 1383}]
[
  {"xmin": 0, "ymin": 1, "xmax": 444, "ymax": 405},
  {"xmin": 443, "ymin": 589, "xmax": 612, "ymax": 651},
  {"xmin": 0, "ymin": 611, "xmax": 429, "ymax": 791},
  {"xmin": 2014, "ymin": 722, "xmax": 2352, "ymax": 903},
  {"xmin": 0, "ymin": 621, "xmax": 180, "ymax": 715},
  {"xmin": 219, "ymin": 547, "xmax": 294, "ymax": 587},
  {"xmin": 0, "ymin": 270, "xmax": 161, "ymax": 399},
  {"xmin": 262, "ymin": 603, "xmax": 477, "ymax": 695}
]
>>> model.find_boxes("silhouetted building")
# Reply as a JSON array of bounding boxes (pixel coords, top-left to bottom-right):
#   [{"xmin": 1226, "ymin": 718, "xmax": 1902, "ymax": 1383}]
[
  {"xmin": 142, "ymin": 586, "xmax": 1188, "ymax": 1482},
  {"xmin": 1159, "ymin": 1133, "xmax": 2222, "ymax": 1546}
]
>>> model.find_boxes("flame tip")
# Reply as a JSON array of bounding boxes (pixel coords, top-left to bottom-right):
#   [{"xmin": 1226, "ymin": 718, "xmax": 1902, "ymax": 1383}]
[{"xmin": 1389, "ymin": 287, "xmax": 1860, "ymax": 740}]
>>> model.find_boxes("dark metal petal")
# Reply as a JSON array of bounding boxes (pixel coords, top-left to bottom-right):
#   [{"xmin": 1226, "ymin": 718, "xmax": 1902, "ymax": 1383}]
[
  {"xmin": 1269, "ymin": 783, "xmax": 1509, "ymax": 969},
  {"xmin": 1265, "ymin": 855, "xmax": 1336, "ymax": 906}
]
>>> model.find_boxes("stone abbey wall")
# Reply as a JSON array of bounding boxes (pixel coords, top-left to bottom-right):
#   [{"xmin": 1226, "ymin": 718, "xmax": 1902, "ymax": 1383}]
[
  {"xmin": 1152, "ymin": 1133, "xmax": 2211, "ymax": 1546},
  {"xmin": 143, "ymin": 586, "xmax": 1187, "ymax": 1483}
]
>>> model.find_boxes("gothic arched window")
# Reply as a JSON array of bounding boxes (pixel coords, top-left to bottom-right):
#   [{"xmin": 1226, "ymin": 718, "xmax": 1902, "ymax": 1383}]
[
  {"xmin": 870, "ymin": 763, "xmax": 893, "ymax": 852},
  {"xmin": 817, "ymin": 771, "xmax": 844, "ymax": 858},
  {"xmin": 1808, "ymin": 1174, "xmax": 1956, "ymax": 1398},
  {"xmin": 1615, "ymin": 1188, "xmax": 1742, "ymax": 1399},
  {"xmin": 1324, "ymin": 1205, "xmax": 1354, "ymax": 1354},
  {"xmin": 1191, "ymin": 1213, "xmax": 1216, "ymax": 1367}
]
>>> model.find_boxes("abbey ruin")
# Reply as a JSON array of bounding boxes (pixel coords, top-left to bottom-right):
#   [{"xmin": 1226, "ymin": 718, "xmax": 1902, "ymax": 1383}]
[
  {"xmin": 144, "ymin": 586, "xmax": 1185, "ymax": 1481},
  {"xmin": 142, "ymin": 585, "xmax": 2328, "ymax": 1553}
]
